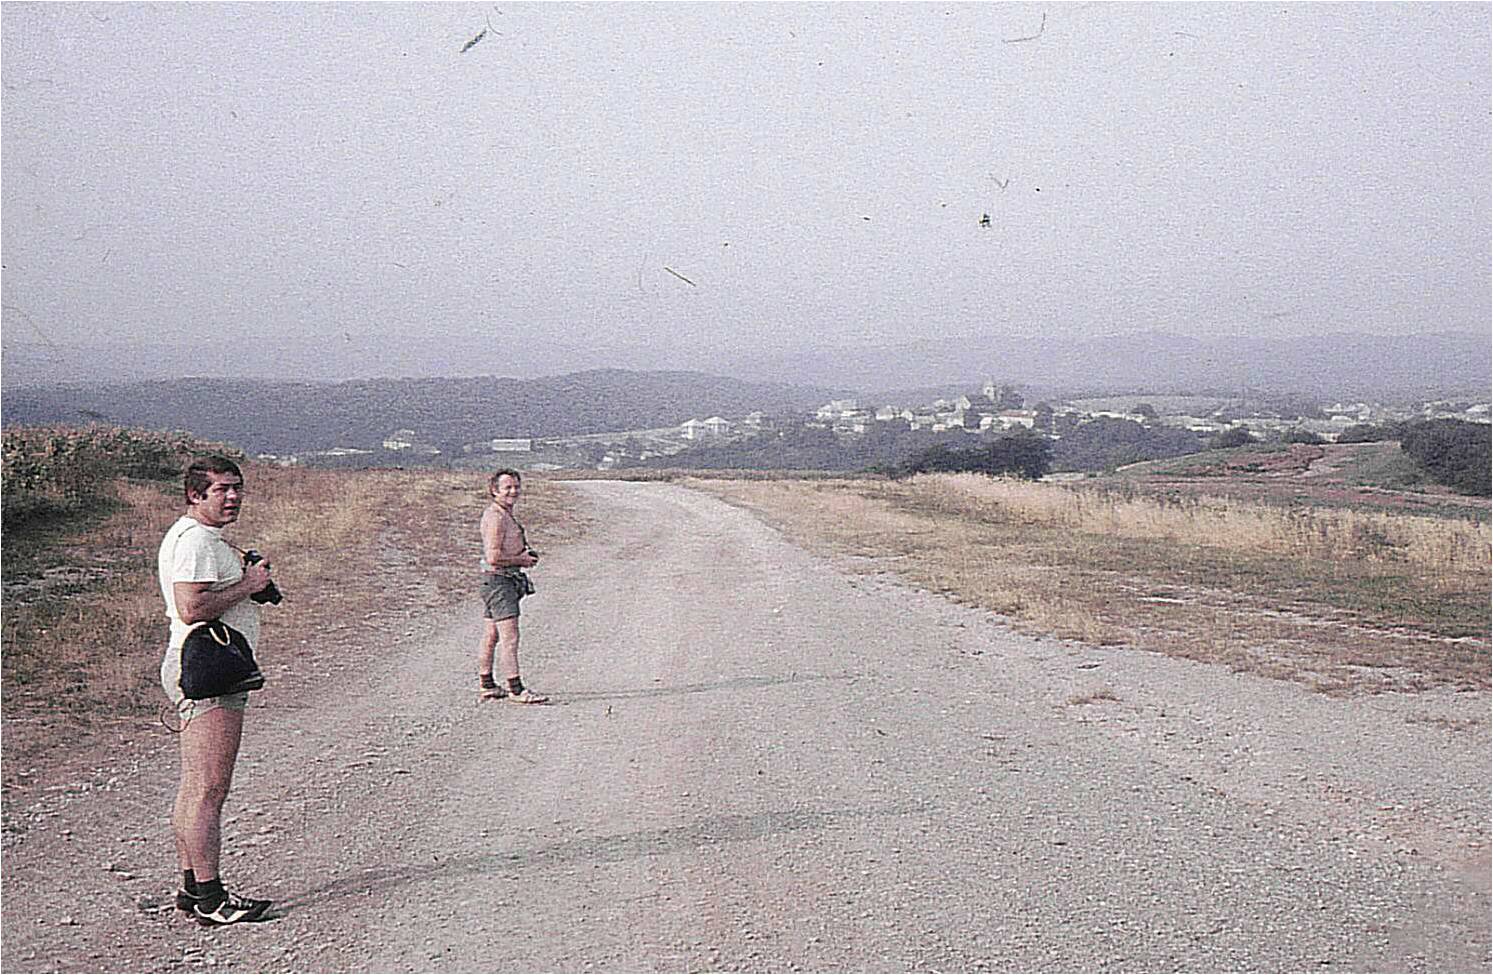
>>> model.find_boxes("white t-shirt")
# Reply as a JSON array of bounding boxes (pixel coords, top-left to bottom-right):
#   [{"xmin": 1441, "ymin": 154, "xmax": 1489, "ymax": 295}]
[{"xmin": 157, "ymin": 515, "xmax": 261, "ymax": 652}]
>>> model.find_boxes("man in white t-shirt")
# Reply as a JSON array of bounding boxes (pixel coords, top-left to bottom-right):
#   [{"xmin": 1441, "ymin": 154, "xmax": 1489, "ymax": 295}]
[{"xmin": 157, "ymin": 455, "xmax": 277, "ymax": 926}]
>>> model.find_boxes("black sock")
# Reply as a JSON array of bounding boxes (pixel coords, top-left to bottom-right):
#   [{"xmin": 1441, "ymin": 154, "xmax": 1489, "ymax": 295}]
[
  {"xmin": 182, "ymin": 869, "xmax": 198, "ymax": 895},
  {"xmin": 507, "ymin": 677, "xmax": 525, "ymax": 694},
  {"xmin": 479, "ymin": 673, "xmax": 498, "ymax": 690},
  {"xmin": 197, "ymin": 877, "xmax": 225, "ymax": 908}
]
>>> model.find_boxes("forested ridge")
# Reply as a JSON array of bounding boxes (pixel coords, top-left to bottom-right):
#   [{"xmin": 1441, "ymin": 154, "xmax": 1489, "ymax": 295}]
[{"xmin": 1, "ymin": 370, "xmax": 838, "ymax": 455}]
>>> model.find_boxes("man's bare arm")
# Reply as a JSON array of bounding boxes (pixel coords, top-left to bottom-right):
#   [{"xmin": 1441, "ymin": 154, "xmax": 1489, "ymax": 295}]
[
  {"xmin": 174, "ymin": 568, "xmax": 269, "ymax": 624},
  {"xmin": 484, "ymin": 542, "xmax": 539, "ymax": 569},
  {"xmin": 481, "ymin": 508, "xmax": 504, "ymax": 567}
]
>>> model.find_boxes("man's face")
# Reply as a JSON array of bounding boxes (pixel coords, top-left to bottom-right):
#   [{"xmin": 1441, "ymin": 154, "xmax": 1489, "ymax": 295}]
[
  {"xmin": 493, "ymin": 474, "xmax": 522, "ymax": 510},
  {"xmin": 191, "ymin": 472, "xmax": 245, "ymax": 528}
]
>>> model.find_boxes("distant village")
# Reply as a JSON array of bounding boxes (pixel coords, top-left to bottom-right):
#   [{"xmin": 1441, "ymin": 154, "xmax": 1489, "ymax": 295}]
[{"xmin": 268, "ymin": 379, "xmax": 1492, "ymax": 471}]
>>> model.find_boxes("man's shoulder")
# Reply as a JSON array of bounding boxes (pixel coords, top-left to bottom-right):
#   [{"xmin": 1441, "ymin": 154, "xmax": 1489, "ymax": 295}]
[
  {"xmin": 163, "ymin": 515, "xmax": 199, "ymax": 543},
  {"xmin": 161, "ymin": 517, "xmax": 230, "ymax": 584},
  {"xmin": 166, "ymin": 517, "xmax": 221, "ymax": 553}
]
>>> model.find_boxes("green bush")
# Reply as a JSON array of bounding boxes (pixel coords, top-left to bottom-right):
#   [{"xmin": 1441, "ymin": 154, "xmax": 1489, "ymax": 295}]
[
  {"xmin": 1400, "ymin": 420, "xmax": 1491, "ymax": 497},
  {"xmin": 2, "ymin": 425, "xmax": 241, "ymax": 529},
  {"xmin": 895, "ymin": 436, "xmax": 1051, "ymax": 480},
  {"xmin": 1338, "ymin": 422, "xmax": 1408, "ymax": 444},
  {"xmin": 1283, "ymin": 428, "xmax": 1326, "ymax": 445},
  {"xmin": 1050, "ymin": 418, "xmax": 1206, "ymax": 472},
  {"xmin": 1210, "ymin": 427, "xmax": 1256, "ymax": 449}
]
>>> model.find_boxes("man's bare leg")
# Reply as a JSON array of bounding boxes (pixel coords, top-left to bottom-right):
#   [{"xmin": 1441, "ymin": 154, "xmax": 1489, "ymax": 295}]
[
  {"xmin": 497, "ymin": 616, "xmax": 546, "ymax": 703},
  {"xmin": 496, "ymin": 616, "xmax": 521, "ymax": 682},
  {"xmin": 174, "ymin": 706, "xmax": 243, "ymax": 884},
  {"xmin": 477, "ymin": 620, "xmax": 504, "ymax": 698},
  {"xmin": 172, "ymin": 705, "xmax": 270, "ymax": 923}
]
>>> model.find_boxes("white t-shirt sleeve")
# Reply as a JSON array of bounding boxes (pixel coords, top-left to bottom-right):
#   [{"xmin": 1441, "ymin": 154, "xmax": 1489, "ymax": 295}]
[{"xmin": 173, "ymin": 526, "xmax": 241, "ymax": 588}]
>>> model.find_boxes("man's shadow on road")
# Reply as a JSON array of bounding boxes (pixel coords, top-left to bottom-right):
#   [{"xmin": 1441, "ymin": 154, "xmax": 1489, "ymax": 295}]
[
  {"xmin": 557, "ymin": 671, "xmax": 858, "ymax": 703},
  {"xmin": 268, "ymin": 801, "xmax": 922, "ymax": 917}
]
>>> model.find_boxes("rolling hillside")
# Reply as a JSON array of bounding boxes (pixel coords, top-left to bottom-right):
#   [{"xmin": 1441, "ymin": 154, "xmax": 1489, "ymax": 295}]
[{"xmin": 0, "ymin": 370, "xmax": 842, "ymax": 455}]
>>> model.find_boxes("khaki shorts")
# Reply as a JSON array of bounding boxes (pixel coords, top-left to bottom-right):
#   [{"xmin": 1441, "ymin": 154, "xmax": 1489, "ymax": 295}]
[
  {"xmin": 160, "ymin": 646, "xmax": 249, "ymax": 723},
  {"xmin": 480, "ymin": 571, "xmax": 526, "ymax": 621}
]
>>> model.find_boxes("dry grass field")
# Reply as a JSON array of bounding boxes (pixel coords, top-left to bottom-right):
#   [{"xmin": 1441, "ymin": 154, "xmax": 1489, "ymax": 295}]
[
  {"xmin": 4, "ymin": 434, "xmax": 1487, "ymax": 807},
  {"xmin": 1, "ymin": 458, "xmax": 584, "ymax": 805},
  {"xmin": 684, "ymin": 471, "xmax": 1490, "ymax": 696}
]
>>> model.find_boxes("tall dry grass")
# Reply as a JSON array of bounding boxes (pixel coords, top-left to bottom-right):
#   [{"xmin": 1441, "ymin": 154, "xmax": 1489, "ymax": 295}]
[
  {"xmin": 2, "ymin": 458, "xmax": 582, "ymax": 798},
  {"xmin": 689, "ymin": 473, "xmax": 1491, "ymax": 695},
  {"xmin": 918, "ymin": 473, "xmax": 1491, "ymax": 579}
]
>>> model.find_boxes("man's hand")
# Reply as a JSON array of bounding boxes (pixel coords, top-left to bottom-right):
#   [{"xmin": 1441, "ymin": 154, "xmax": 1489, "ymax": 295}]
[{"xmin": 242, "ymin": 562, "xmax": 273, "ymax": 591}]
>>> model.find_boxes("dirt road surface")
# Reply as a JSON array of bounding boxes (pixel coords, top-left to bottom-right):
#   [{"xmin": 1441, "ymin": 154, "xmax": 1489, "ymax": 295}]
[{"xmin": 3, "ymin": 480, "xmax": 1489, "ymax": 972}]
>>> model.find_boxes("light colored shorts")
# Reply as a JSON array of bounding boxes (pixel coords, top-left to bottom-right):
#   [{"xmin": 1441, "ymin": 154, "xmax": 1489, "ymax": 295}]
[{"xmin": 160, "ymin": 646, "xmax": 249, "ymax": 723}]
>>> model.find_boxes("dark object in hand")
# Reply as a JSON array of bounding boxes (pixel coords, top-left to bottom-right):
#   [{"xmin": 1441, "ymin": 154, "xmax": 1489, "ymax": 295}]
[
  {"xmin": 526, "ymin": 548, "xmax": 540, "ymax": 562},
  {"xmin": 243, "ymin": 550, "xmax": 283, "ymax": 605}
]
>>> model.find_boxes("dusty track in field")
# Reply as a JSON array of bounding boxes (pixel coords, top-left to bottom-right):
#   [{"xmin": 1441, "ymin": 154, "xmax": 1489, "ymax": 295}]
[{"xmin": 2, "ymin": 481, "xmax": 1488, "ymax": 972}]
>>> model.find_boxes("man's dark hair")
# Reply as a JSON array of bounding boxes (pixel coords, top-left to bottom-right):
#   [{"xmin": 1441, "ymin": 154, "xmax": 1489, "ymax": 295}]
[
  {"xmin": 488, "ymin": 468, "xmax": 522, "ymax": 494},
  {"xmin": 184, "ymin": 455, "xmax": 243, "ymax": 503}
]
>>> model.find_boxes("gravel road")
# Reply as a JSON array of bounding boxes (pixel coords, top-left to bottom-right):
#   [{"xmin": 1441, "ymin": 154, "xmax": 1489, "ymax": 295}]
[{"xmin": 3, "ymin": 480, "xmax": 1488, "ymax": 973}]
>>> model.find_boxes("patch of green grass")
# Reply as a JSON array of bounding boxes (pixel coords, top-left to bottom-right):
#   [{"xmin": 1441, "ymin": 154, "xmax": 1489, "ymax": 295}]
[{"xmin": 1335, "ymin": 442, "xmax": 1427, "ymax": 490}]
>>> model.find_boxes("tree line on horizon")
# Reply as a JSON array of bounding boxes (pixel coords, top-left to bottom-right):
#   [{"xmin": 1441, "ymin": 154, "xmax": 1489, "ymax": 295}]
[
  {"xmin": 0, "ymin": 372, "xmax": 835, "ymax": 455},
  {"xmin": 4, "ymin": 371, "xmax": 1487, "ymax": 497},
  {"xmin": 647, "ymin": 414, "xmax": 1490, "ymax": 497}
]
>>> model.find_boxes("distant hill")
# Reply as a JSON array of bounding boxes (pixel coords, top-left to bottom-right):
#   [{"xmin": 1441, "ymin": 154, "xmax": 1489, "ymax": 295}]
[
  {"xmin": 0, "ymin": 370, "xmax": 843, "ymax": 455},
  {"xmin": 5, "ymin": 330, "xmax": 1486, "ymax": 400},
  {"xmin": 742, "ymin": 331, "xmax": 1492, "ymax": 399}
]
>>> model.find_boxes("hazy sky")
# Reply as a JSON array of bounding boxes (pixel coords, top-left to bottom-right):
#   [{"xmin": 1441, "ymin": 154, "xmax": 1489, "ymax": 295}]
[{"xmin": 2, "ymin": 2, "xmax": 1489, "ymax": 382}]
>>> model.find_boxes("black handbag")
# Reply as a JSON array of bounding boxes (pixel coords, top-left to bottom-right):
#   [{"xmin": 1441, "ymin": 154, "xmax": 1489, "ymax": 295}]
[{"xmin": 180, "ymin": 621, "xmax": 265, "ymax": 699}]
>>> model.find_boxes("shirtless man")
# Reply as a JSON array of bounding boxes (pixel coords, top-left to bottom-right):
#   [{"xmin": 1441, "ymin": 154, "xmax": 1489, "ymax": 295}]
[{"xmin": 476, "ymin": 469, "xmax": 547, "ymax": 703}]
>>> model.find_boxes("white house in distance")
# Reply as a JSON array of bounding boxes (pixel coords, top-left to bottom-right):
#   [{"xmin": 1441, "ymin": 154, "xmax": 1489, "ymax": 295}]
[
  {"xmin": 680, "ymin": 417, "xmax": 734, "ymax": 440},
  {"xmin": 489, "ymin": 438, "xmax": 532, "ymax": 452},
  {"xmin": 833, "ymin": 412, "xmax": 871, "ymax": 435},
  {"xmin": 383, "ymin": 429, "xmax": 417, "ymax": 451},
  {"xmin": 815, "ymin": 399, "xmax": 859, "ymax": 422},
  {"xmin": 935, "ymin": 409, "xmax": 969, "ymax": 431}
]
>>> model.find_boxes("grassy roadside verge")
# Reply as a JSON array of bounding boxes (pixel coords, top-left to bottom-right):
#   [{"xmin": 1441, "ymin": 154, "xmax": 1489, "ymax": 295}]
[
  {"xmin": 1, "ymin": 460, "xmax": 582, "ymax": 806},
  {"xmin": 685, "ymin": 473, "xmax": 1491, "ymax": 696}
]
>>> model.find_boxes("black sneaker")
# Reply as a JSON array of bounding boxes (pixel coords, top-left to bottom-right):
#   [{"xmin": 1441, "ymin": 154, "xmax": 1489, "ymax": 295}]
[
  {"xmin": 193, "ymin": 891, "xmax": 272, "ymax": 926},
  {"xmin": 175, "ymin": 888, "xmax": 200, "ymax": 913}
]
